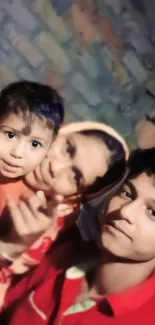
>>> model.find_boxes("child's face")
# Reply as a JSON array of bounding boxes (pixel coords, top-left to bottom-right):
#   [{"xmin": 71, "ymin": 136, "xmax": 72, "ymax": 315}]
[{"xmin": 0, "ymin": 111, "xmax": 53, "ymax": 179}]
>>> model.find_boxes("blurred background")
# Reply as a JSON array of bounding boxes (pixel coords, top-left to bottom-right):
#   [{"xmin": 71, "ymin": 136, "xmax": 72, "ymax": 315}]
[{"xmin": 0, "ymin": 0, "xmax": 155, "ymax": 147}]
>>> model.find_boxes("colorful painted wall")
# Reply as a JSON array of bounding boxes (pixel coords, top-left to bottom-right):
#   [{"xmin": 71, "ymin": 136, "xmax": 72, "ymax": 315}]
[{"xmin": 0, "ymin": 0, "xmax": 155, "ymax": 146}]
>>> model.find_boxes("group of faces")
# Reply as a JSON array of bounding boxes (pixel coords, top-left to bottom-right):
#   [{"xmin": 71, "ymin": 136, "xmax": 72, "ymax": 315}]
[
  {"xmin": 0, "ymin": 110, "xmax": 111, "ymax": 197},
  {"xmin": 1, "ymin": 81, "xmax": 154, "ymax": 266}
]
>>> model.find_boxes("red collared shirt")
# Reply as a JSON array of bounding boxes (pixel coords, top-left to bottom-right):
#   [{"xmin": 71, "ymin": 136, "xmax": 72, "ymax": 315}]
[
  {"xmin": 1, "ymin": 227, "xmax": 155, "ymax": 325},
  {"xmin": 57, "ymin": 267, "xmax": 155, "ymax": 325}
]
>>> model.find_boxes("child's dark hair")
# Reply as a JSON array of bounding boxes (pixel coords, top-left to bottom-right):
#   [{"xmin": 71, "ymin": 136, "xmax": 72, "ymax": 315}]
[
  {"xmin": 127, "ymin": 148, "xmax": 155, "ymax": 180},
  {"xmin": 0, "ymin": 80, "xmax": 64, "ymax": 135},
  {"xmin": 79, "ymin": 130, "xmax": 126, "ymax": 201}
]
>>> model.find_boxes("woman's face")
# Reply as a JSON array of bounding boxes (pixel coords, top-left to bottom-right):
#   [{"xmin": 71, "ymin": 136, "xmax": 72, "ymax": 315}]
[{"xmin": 26, "ymin": 132, "xmax": 111, "ymax": 197}]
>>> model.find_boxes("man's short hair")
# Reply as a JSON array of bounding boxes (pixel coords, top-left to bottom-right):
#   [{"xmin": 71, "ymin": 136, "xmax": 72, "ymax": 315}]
[{"xmin": 127, "ymin": 148, "xmax": 155, "ymax": 180}]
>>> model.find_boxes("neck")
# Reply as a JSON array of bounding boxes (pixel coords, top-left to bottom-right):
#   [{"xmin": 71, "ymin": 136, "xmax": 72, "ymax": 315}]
[
  {"xmin": 93, "ymin": 252, "xmax": 155, "ymax": 296},
  {"xmin": 0, "ymin": 174, "xmax": 21, "ymax": 184}
]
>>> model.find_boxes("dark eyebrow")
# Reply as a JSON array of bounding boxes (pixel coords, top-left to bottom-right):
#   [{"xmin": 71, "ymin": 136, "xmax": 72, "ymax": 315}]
[
  {"xmin": 124, "ymin": 181, "xmax": 137, "ymax": 200},
  {"xmin": 67, "ymin": 138, "xmax": 76, "ymax": 158},
  {"xmin": 0, "ymin": 125, "xmax": 47, "ymax": 143},
  {"xmin": 30, "ymin": 136, "xmax": 46, "ymax": 143}
]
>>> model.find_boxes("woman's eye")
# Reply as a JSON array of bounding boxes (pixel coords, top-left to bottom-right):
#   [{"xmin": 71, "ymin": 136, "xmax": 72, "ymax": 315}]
[
  {"xmin": 31, "ymin": 140, "xmax": 41, "ymax": 148},
  {"xmin": 148, "ymin": 208, "xmax": 155, "ymax": 219},
  {"xmin": 72, "ymin": 167, "xmax": 82, "ymax": 190},
  {"xmin": 66, "ymin": 140, "xmax": 75, "ymax": 157},
  {"xmin": 5, "ymin": 131, "xmax": 15, "ymax": 139},
  {"xmin": 120, "ymin": 189, "xmax": 132, "ymax": 200}
]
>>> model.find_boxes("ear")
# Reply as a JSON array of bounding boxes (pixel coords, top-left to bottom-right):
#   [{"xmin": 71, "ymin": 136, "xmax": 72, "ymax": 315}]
[{"xmin": 135, "ymin": 119, "xmax": 155, "ymax": 149}]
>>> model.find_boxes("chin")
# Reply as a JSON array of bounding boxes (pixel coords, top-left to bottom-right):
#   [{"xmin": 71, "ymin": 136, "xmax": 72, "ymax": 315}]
[{"xmin": 0, "ymin": 170, "xmax": 23, "ymax": 179}]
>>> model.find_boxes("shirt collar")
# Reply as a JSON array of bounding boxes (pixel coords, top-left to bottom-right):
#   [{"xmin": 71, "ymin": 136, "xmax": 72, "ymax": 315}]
[{"xmin": 65, "ymin": 263, "xmax": 155, "ymax": 316}]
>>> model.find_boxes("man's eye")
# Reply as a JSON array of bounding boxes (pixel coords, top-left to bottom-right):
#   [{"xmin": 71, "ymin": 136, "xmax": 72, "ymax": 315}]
[
  {"xmin": 66, "ymin": 140, "xmax": 75, "ymax": 157},
  {"xmin": 5, "ymin": 131, "xmax": 15, "ymax": 139},
  {"xmin": 31, "ymin": 140, "xmax": 41, "ymax": 148},
  {"xmin": 120, "ymin": 189, "xmax": 132, "ymax": 200}
]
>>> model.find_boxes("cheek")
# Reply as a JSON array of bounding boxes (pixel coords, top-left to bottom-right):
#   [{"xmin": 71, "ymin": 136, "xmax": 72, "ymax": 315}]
[
  {"xmin": 128, "ymin": 222, "xmax": 155, "ymax": 261},
  {"xmin": 134, "ymin": 227, "xmax": 155, "ymax": 257},
  {"xmin": 30, "ymin": 149, "xmax": 48, "ymax": 164},
  {"xmin": 0, "ymin": 139, "xmax": 11, "ymax": 150},
  {"xmin": 106, "ymin": 197, "xmax": 122, "ymax": 214},
  {"xmin": 54, "ymin": 176, "xmax": 76, "ymax": 196},
  {"xmin": 23, "ymin": 156, "xmax": 42, "ymax": 172}
]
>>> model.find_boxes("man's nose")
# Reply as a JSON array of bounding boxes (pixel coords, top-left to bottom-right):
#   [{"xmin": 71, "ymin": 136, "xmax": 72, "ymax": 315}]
[{"xmin": 119, "ymin": 199, "xmax": 141, "ymax": 224}]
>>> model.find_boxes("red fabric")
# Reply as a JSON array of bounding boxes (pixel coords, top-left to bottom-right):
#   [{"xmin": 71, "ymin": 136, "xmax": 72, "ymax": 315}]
[
  {"xmin": 2, "ymin": 228, "xmax": 155, "ymax": 325},
  {"xmin": 58, "ymin": 298, "xmax": 155, "ymax": 325},
  {"xmin": 2, "ymin": 229, "xmax": 79, "ymax": 324},
  {"xmin": 0, "ymin": 180, "xmax": 33, "ymax": 218}
]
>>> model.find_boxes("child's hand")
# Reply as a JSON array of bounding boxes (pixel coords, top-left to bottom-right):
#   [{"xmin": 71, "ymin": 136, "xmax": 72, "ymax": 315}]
[
  {"xmin": 0, "ymin": 192, "xmax": 79, "ymax": 261},
  {"xmin": 6, "ymin": 191, "xmax": 59, "ymax": 245},
  {"xmin": 6, "ymin": 192, "xmax": 78, "ymax": 244}
]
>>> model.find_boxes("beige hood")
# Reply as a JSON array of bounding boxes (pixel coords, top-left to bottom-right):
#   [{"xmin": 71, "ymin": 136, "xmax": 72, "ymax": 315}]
[{"xmin": 60, "ymin": 121, "xmax": 129, "ymax": 160}]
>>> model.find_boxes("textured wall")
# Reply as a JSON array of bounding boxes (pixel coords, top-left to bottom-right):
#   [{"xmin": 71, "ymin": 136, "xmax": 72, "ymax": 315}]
[{"xmin": 0, "ymin": 0, "xmax": 155, "ymax": 146}]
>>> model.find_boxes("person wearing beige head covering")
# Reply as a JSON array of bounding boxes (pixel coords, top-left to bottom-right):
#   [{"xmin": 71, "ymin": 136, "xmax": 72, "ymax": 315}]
[
  {"xmin": 26, "ymin": 121, "xmax": 128, "ymax": 199},
  {"xmin": 0, "ymin": 121, "xmax": 128, "ymax": 311}
]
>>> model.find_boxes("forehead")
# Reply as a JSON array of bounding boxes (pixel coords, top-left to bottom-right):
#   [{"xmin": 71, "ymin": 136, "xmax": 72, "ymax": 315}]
[
  {"xmin": 0, "ymin": 111, "xmax": 52, "ymax": 137},
  {"xmin": 70, "ymin": 133, "xmax": 110, "ymax": 185},
  {"xmin": 128, "ymin": 172, "xmax": 155, "ymax": 200}
]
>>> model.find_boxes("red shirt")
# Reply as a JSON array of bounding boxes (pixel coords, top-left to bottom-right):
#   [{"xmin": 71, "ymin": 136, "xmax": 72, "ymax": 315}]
[
  {"xmin": 1, "ymin": 226, "xmax": 155, "ymax": 325},
  {"xmin": 0, "ymin": 179, "xmax": 33, "ymax": 216}
]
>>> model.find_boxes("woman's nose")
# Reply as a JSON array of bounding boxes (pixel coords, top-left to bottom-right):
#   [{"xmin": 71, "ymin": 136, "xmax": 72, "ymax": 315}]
[{"xmin": 52, "ymin": 159, "xmax": 72, "ymax": 173}]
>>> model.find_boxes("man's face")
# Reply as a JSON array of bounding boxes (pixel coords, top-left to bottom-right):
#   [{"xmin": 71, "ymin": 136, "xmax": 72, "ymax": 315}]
[
  {"xmin": 99, "ymin": 172, "xmax": 155, "ymax": 262},
  {"xmin": 0, "ymin": 111, "xmax": 53, "ymax": 179}
]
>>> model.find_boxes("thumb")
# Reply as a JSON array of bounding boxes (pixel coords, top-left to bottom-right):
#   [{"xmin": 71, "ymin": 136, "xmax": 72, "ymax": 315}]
[
  {"xmin": 54, "ymin": 194, "xmax": 64, "ymax": 203},
  {"xmin": 36, "ymin": 191, "xmax": 47, "ymax": 208}
]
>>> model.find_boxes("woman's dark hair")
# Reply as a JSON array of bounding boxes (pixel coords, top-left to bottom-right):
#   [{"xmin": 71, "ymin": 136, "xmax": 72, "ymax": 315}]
[
  {"xmin": 0, "ymin": 80, "xmax": 64, "ymax": 135},
  {"xmin": 127, "ymin": 147, "xmax": 155, "ymax": 180},
  {"xmin": 79, "ymin": 129, "xmax": 127, "ymax": 202}
]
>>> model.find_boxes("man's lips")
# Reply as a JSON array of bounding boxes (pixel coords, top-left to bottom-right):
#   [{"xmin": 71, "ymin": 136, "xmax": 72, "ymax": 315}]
[{"xmin": 105, "ymin": 220, "xmax": 131, "ymax": 239}]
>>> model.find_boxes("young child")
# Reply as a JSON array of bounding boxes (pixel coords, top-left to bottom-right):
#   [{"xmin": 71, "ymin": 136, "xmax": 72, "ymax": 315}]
[{"xmin": 0, "ymin": 80, "xmax": 64, "ymax": 220}]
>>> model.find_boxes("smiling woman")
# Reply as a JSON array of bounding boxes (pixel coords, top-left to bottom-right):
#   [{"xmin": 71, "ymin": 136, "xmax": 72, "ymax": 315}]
[{"xmin": 26, "ymin": 121, "xmax": 129, "ymax": 202}]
